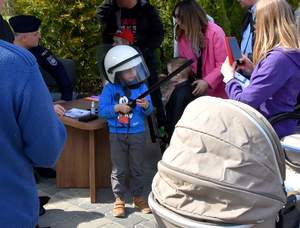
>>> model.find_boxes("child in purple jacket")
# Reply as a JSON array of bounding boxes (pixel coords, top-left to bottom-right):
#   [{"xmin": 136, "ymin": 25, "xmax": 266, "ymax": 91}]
[{"xmin": 221, "ymin": 0, "xmax": 300, "ymax": 139}]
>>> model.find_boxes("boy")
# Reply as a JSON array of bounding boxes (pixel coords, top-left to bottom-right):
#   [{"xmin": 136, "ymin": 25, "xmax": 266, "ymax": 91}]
[
  {"xmin": 99, "ymin": 45, "xmax": 153, "ymax": 217},
  {"xmin": 165, "ymin": 57, "xmax": 195, "ymax": 138}
]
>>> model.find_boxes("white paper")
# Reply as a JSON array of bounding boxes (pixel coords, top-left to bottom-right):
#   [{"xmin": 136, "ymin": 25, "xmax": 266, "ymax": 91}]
[{"xmin": 64, "ymin": 108, "xmax": 91, "ymax": 118}]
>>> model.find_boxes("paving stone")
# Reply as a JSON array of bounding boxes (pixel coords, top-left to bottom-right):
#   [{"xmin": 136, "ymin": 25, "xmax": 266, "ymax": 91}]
[
  {"xmin": 105, "ymin": 209, "xmax": 146, "ymax": 228},
  {"xmin": 77, "ymin": 218, "xmax": 112, "ymax": 228},
  {"xmin": 50, "ymin": 192, "xmax": 88, "ymax": 206},
  {"xmin": 78, "ymin": 201, "xmax": 100, "ymax": 210},
  {"xmin": 135, "ymin": 211, "xmax": 156, "ymax": 221},
  {"xmin": 135, "ymin": 220, "xmax": 158, "ymax": 228},
  {"xmin": 40, "ymin": 186, "xmax": 60, "ymax": 196},
  {"xmin": 38, "ymin": 209, "xmax": 70, "ymax": 227},
  {"xmin": 101, "ymin": 222, "xmax": 127, "ymax": 228},
  {"xmin": 89, "ymin": 203, "xmax": 114, "ymax": 214},
  {"xmin": 45, "ymin": 222, "xmax": 75, "ymax": 228},
  {"xmin": 36, "ymin": 124, "xmax": 161, "ymax": 227},
  {"xmin": 60, "ymin": 215, "xmax": 103, "ymax": 227}
]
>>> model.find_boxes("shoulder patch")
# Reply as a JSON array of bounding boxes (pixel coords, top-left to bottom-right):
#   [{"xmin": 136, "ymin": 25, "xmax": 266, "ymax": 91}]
[{"xmin": 47, "ymin": 55, "xmax": 58, "ymax": 66}]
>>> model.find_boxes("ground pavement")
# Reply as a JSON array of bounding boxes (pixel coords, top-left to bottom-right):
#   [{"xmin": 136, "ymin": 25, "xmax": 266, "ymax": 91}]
[{"xmin": 38, "ymin": 123, "xmax": 163, "ymax": 228}]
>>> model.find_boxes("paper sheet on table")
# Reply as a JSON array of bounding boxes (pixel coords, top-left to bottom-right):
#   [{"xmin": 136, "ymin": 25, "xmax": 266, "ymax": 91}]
[{"xmin": 64, "ymin": 108, "xmax": 91, "ymax": 118}]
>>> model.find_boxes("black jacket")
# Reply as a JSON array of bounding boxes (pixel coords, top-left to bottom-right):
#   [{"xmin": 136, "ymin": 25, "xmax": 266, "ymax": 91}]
[
  {"xmin": 166, "ymin": 80, "xmax": 195, "ymax": 136},
  {"xmin": 0, "ymin": 15, "xmax": 14, "ymax": 43},
  {"xmin": 29, "ymin": 45, "xmax": 73, "ymax": 101},
  {"xmin": 96, "ymin": 0, "xmax": 163, "ymax": 53}
]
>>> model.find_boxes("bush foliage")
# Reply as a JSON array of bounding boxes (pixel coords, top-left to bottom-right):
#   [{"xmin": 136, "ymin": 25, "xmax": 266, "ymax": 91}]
[{"xmin": 12, "ymin": 0, "xmax": 299, "ymax": 93}]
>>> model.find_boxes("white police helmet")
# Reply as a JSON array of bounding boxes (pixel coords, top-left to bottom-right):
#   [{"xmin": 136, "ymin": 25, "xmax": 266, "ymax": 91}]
[{"xmin": 103, "ymin": 45, "xmax": 150, "ymax": 87}]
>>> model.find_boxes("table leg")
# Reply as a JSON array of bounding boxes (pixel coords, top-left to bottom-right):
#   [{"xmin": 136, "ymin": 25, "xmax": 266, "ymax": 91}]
[{"xmin": 89, "ymin": 130, "xmax": 96, "ymax": 203}]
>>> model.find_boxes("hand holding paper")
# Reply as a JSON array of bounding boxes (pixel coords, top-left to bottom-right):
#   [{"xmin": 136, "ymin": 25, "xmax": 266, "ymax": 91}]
[{"xmin": 221, "ymin": 57, "xmax": 236, "ymax": 83}]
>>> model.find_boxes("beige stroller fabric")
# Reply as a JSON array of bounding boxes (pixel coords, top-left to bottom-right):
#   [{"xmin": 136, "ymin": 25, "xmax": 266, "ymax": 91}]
[{"xmin": 152, "ymin": 97, "xmax": 287, "ymax": 225}]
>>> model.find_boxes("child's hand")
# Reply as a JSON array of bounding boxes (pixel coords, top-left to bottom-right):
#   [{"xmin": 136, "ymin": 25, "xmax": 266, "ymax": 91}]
[
  {"xmin": 192, "ymin": 79, "xmax": 208, "ymax": 96},
  {"xmin": 115, "ymin": 104, "xmax": 132, "ymax": 114},
  {"xmin": 136, "ymin": 98, "xmax": 149, "ymax": 109}
]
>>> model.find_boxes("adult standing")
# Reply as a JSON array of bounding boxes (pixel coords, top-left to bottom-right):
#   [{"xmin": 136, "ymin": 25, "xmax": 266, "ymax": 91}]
[
  {"xmin": 0, "ymin": 9, "xmax": 65, "ymax": 212},
  {"xmin": 96, "ymin": 0, "xmax": 167, "ymax": 133},
  {"xmin": 173, "ymin": 0, "xmax": 227, "ymax": 98},
  {"xmin": 0, "ymin": 0, "xmax": 13, "ymax": 42},
  {"xmin": 221, "ymin": 0, "xmax": 300, "ymax": 139},
  {"xmin": 238, "ymin": 0, "xmax": 258, "ymax": 59},
  {"xmin": 0, "ymin": 39, "xmax": 66, "ymax": 227}
]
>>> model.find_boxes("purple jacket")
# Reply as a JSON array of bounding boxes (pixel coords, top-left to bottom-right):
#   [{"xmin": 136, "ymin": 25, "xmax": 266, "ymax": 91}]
[{"xmin": 226, "ymin": 48, "xmax": 300, "ymax": 138}]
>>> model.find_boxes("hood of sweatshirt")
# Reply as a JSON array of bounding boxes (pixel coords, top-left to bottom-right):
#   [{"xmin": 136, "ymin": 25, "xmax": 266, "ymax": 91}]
[{"xmin": 273, "ymin": 47, "xmax": 300, "ymax": 70}]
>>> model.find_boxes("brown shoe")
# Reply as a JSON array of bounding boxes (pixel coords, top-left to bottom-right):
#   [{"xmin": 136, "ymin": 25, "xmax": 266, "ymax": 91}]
[
  {"xmin": 133, "ymin": 196, "xmax": 151, "ymax": 214},
  {"xmin": 113, "ymin": 198, "xmax": 125, "ymax": 217}
]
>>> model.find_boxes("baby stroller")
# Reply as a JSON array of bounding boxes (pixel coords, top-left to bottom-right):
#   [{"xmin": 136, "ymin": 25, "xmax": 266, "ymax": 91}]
[{"xmin": 150, "ymin": 97, "xmax": 300, "ymax": 228}]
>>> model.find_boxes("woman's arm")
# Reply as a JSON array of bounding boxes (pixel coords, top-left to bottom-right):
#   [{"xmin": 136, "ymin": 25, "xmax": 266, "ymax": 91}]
[
  {"xmin": 226, "ymin": 52, "xmax": 291, "ymax": 109},
  {"xmin": 203, "ymin": 27, "xmax": 227, "ymax": 92}
]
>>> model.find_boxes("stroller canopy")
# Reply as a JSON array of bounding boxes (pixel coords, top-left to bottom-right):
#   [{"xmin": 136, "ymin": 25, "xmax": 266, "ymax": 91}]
[{"xmin": 152, "ymin": 97, "xmax": 287, "ymax": 225}]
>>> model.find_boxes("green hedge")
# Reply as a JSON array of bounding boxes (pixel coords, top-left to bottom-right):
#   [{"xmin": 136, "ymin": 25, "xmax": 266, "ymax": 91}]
[{"xmin": 12, "ymin": 0, "xmax": 299, "ymax": 93}]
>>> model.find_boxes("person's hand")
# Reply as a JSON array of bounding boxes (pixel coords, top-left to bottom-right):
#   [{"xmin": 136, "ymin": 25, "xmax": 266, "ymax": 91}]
[
  {"xmin": 136, "ymin": 98, "xmax": 149, "ymax": 109},
  {"xmin": 221, "ymin": 57, "xmax": 236, "ymax": 83},
  {"xmin": 115, "ymin": 104, "xmax": 132, "ymax": 114},
  {"xmin": 237, "ymin": 55, "xmax": 254, "ymax": 75},
  {"xmin": 192, "ymin": 79, "xmax": 208, "ymax": 96},
  {"xmin": 54, "ymin": 104, "xmax": 65, "ymax": 116}
]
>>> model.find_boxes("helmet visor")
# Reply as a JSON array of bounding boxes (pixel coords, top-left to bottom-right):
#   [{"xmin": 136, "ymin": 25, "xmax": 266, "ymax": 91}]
[{"xmin": 114, "ymin": 59, "xmax": 150, "ymax": 87}]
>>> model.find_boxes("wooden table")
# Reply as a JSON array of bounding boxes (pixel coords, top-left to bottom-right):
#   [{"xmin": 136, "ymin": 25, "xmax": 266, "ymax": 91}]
[{"xmin": 56, "ymin": 99, "xmax": 111, "ymax": 203}]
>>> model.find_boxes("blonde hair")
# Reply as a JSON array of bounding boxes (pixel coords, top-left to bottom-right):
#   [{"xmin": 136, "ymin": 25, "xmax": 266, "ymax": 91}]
[
  {"xmin": 253, "ymin": 0, "xmax": 299, "ymax": 64},
  {"xmin": 167, "ymin": 57, "xmax": 192, "ymax": 80},
  {"xmin": 173, "ymin": 0, "xmax": 208, "ymax": 49},
  {"xmin": 296, "ymin": 6, "xmax": 300, "ymax": 35}
]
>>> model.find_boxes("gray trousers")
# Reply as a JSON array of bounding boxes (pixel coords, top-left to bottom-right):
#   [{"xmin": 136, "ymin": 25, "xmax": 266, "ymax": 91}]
[{"xmin": 109, "ymin": 133, "xmax": 146, "ymax": 198}]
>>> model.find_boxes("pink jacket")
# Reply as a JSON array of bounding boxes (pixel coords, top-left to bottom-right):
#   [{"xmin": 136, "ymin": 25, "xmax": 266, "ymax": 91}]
[{"xmin": 178, "ymin": 22, "xmax": 227, "ymax": 98}]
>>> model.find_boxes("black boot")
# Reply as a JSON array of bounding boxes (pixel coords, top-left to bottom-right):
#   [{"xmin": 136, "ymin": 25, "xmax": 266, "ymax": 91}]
[
  {"xmin": 35, "ymin": 168, "xmax": 56, "ymax": 178},
  {"xmin": 39, "ymin": 196, "xmax": 50, "ymax": 216}
]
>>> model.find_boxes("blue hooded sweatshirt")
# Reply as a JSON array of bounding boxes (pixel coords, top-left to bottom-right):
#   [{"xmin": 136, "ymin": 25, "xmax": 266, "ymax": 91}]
[
  {"xmin": 226, "ymin": 48, "xmax": 300, "ymax": 138},
  {"xmin": 99, "ymin": 83, "xmax": 153, "ymax": 133},
  {"xmin": 0, "ymin": 40, "xmax": 66, "ymax": 228}
]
